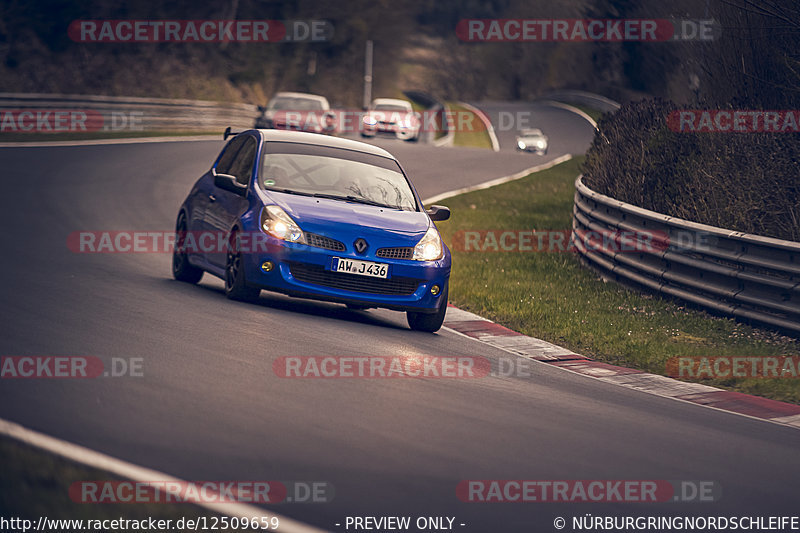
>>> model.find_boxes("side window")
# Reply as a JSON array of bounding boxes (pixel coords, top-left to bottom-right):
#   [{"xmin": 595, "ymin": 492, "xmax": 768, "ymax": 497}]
[
  {"xmin": 215, "ymin": 136, "xmax": 246, "ymax": 175},
  {"xmin": 227, "ymin": 137, "xmax": 258, "ymax": 186}
]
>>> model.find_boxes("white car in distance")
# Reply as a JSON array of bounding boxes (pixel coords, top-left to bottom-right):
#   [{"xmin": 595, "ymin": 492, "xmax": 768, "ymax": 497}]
[
  {"xmin": 516, "ymin": 128, "xmax": 549, "ymax": 155},
  {"xmin": 361, "ymin": 98, "xmax": 421, "ymax": 142}
]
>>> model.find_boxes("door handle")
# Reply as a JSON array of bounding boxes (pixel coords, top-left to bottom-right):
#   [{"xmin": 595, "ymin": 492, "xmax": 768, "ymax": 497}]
[{"xmin": 209, "ymin": 194, "xmax": 216, "ymax": 202}]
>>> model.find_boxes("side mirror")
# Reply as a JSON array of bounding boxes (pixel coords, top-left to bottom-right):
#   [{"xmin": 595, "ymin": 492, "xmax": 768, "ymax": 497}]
[
  {"xmin": 223, "ymin": 127, "xmax": 241, "ymax": 141},
  {"xmin": 426, "ymin": 205, "xmax": 450, "ymax": 221},
  {"xmin": 214, "ymin": 172, "xmax": 247, "ymax": 196},
  {"xmin": 257, "ymin": 105, "xmax": 266, "ymax": 113}
]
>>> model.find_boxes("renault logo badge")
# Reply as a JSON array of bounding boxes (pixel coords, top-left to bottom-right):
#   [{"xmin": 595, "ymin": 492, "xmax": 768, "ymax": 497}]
[{"xmin": 354, "ymin": 238, "xmax": 368, "ymax": 254}]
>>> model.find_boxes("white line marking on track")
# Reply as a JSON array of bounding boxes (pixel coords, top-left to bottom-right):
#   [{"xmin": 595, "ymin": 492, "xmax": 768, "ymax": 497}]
[
  {"xmin": 541, "ymin": 100, "xmax": 599, "ymax": 129},
  {"xmin": 422, "ymin": 153, "xmax": 572, "ymax": 205},
  {"xmin": 0, "ymin": 418, "xmax": 328, "ymax": 533},
  {"xmin": 458, "ymin": 102, "xmax": 500, "ymax": 152}
]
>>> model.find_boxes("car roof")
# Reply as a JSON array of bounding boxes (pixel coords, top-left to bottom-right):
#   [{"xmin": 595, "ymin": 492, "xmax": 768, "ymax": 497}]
[
  {"xmin": 271, "ymin": 92, "xmax": 329, "ymax": 103},
  {"xmin": 253, "ymin": 129, "xmax": 397, "ymax": 160},
  {"xmin": 372, "ymin": 98, "xmax": 412, "ymax": 108},
  {"xmin": 519, "ymin": 128, "xmax": 543, "ymax": 135}
]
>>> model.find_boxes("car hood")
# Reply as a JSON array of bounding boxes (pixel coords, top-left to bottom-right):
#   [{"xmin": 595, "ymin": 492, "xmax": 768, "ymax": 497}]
[{"xmin": 264, "ymin": 192, "xmax": 430, "ymax": 237}]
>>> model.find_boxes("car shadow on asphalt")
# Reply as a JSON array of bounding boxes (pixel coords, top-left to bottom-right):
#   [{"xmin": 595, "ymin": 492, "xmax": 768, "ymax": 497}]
[{"xmin": 161, "ymin": 277, "xmax": 410, "ymax": 331}]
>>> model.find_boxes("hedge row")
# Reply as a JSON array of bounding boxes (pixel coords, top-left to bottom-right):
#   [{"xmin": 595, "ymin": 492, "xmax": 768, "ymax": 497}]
[{"xmin": 582, "ymin": 99, "xmax": 800, "ymax": 242}]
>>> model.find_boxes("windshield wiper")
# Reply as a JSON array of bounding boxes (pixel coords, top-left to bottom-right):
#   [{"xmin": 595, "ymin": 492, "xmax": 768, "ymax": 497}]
[
  {"xmin": 266, "ymin": 188, "xmax": 405, "ymax": 209},
  {"xmin": 264, "ymin": 187, "xmax": 316, "ymax": 197},
  {"xmin": 312, "ymin": 193, "xmax": 399, "ymax": 209}
]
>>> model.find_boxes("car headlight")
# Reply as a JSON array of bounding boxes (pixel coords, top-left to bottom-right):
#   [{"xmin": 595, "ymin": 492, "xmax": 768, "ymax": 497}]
[
  {"xmin": 517, "ymin": 140, "xmax": 526, "ymax": 150},
  {"xmin": 363, "ymin": 115, "xmax": 378, "ymax": 126},
  {"xmin": 260, "ymin": 205, "xmax": 306, "ymax": 244},
  {"xmin": 536, "ymin": 140, "xmax": 546, "ymax": 148},
  {"xmin": 413, "ymin": 226, "xmax": 444, "ymax": 261}
]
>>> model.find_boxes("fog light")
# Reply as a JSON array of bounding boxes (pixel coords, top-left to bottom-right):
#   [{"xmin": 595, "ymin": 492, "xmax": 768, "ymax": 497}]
[
  {"xmin": 261, "ymin": 261, "xmax": 274, "ymax": 273},
  {"xmin": 431, "ymin": 285, "xmax": 441, "ymax": 296}
]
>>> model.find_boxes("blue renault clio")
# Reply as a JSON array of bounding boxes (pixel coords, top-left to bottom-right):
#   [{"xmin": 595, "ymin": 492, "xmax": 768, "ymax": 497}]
[{"xmin": 173, "ymin": 129, "xmax": 451, "ymax": 332}]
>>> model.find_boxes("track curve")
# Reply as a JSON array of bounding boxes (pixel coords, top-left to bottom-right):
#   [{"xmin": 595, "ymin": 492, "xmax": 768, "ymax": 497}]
[{"xmin": 1, "ymin": 114, "xmax": 799, "ymax": 531}]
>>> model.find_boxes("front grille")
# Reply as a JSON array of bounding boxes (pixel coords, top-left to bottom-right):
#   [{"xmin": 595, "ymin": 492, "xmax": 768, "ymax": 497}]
[
  {"xmin": 305, "ymin": 233, "xmax": 345, "ymax": 251},
  {"xmin": 376, "ymin": 247, "xmax": 413, "ymax": 260},
  {"xmin": 288, "ymin": 262, "xmax": 421, "ymax": 296}
]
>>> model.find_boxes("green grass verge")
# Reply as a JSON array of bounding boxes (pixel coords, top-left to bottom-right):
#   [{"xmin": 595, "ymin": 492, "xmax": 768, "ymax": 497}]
[
  {"xmin": 0, "ymin": 436, "xmax": 250, "ymax": 529},
  {"xmin": 0, "ymin": 131, "xmax": 219, "ymax": 143},
  {"xmin": 435, "ymin": 156, "xmax": 800, "ymax": 404},
  {"xmin": 447, "ymin": 103, "xmax": 493, "ymax": 149}
]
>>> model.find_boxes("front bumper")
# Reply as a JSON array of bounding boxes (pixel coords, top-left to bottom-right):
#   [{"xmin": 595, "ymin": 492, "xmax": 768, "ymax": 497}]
[
  {"xmin": 362, "ymin": 123, "xmax": 396, "ymax": 136},
  {"xmin": 242, "ymin": 236, "xmax": 450, "ymax": 313},
  {"xmin": 516, "ymin": 141, "xmax": 547, "ymax": 154}
]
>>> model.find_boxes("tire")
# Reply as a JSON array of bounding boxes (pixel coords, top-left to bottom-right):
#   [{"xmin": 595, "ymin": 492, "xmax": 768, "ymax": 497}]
[
  {"xmin": 172, "ymin": 213, "xmax": 203, "ymax": 284},
  {"xmin": 224, "ymin": 233, "xmax": 261, "ymax": 302},
  {"xmin": 407, "ymin": 283, "xmax": 448, "ymax": 332}
]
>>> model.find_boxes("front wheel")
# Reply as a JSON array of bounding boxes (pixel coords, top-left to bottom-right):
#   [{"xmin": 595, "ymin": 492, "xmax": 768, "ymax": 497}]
[
  {"xmin": 225, "ymin": 237, "xmax": 260, "ymax": 301},
  {"xmin": 172, "ymin": 213, "xmax": 203, "ymax": 284},
  {"xmin": 407, "ymin": 283, "xmax": 448, "ymax": 332}
]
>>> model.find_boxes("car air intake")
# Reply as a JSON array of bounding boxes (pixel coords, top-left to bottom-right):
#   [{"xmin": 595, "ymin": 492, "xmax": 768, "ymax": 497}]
[
  {"xmin": 305, "ymin": 233, "xmax": 346, "ymax": 251},
  {"xmin": 288, "ymin": 262, "xmax": 421, "ymax": 295},
  {"xmin": 376, "ymin": 247, "xmax": 414, "ymax": 260}
]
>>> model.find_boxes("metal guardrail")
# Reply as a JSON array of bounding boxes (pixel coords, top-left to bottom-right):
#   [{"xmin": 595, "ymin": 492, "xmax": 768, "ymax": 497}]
[
  {"xmin": 0, "ymin": 92, "xmax": 257, "ymax": 132},
  {"xmin": 1, "ymin": 91, "xmax": 462, "ymax": 145},
  {"xmin": 545, "ymin": 90, "xmax": 621, "ymax": 113},
  {"xmin": 572, "ymin": 175, "xmax": 800, "ymax": 334}
]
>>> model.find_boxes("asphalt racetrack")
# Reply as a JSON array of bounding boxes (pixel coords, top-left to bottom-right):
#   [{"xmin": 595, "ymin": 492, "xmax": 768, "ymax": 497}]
[{"xmin": 1, "ymin": 103, "xmax": 799, "ymax": 531}]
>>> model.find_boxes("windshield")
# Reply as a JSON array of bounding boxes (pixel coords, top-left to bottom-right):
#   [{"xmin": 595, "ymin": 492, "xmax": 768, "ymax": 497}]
[
  {"xmin": 268, "ymin": 97, "xmax": 324, "ymax": 111},
  {"xmin": 260, "ymin": 147, "xmax": 417, "ymax": 211}
]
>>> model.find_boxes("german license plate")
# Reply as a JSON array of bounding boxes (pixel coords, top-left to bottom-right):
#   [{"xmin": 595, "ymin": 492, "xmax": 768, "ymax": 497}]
[{"xmin": 331, "ymin": 257, "xmax": 388, "ymax": 278}]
